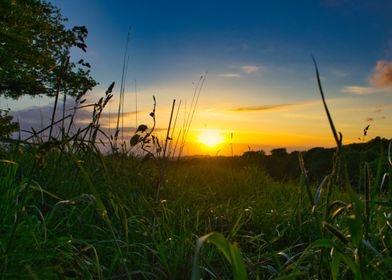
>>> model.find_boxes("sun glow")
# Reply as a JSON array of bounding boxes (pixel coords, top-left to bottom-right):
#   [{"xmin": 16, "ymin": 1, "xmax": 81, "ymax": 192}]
[{"xmin": 196, "ymin": 129, "xmax": 225, "ymax": 147}]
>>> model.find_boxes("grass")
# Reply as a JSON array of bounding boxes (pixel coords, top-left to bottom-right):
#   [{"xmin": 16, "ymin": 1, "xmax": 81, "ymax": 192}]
[
  {"xmin": 0, "ymin": 65, "xmax": 391, "ymax": 279},
  {"xmin": 1, "ymin": 142, "xmax": 390, "ymax": 279}
]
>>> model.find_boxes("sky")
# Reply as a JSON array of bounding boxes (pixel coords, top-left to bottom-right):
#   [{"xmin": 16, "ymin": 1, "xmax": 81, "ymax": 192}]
[{"xmin": 2, "ymin": 0, "xmax": 392, "ymax": 156}]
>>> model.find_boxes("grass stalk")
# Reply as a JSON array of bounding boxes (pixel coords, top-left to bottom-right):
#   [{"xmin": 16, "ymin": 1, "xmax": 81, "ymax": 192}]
[
  {"xmin": 115, "ymin": 28, "xmax": 131, "ymax": 147},
  {"xmin": 312, "ymin": 57, "xmax": 341, "ymax": 150},
  {"xmin": 163, "ymin": 99, "xmax": 176, "ymax": 159}
]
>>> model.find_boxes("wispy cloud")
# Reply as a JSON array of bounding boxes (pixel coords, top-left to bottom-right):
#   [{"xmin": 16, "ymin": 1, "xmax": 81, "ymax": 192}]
[
  {"xmin": 228, "ymin": 104, "xmax": 292, "ymax": 112},
  {"xmin": 227, "ymin": 101, "xmax": 318, "ymax": 112},
  {"xmin": 369, "ymin": 60, "xmax": 392, "ymax": 87},
  {"xmin": 10, "ymin": 104, "xmax": 163, "ymax": 143},
  {"xmin": 342, "ymin": 60, "xmax": 392, "ymax": 94},
  {"xmin": 217, "ymin": 73, "xmax": 242, "ymax": 78},
  {"xmin": 240, "ymin": 65, "xmax": 259, "ymax": 74},
  {"xmin": 341, "ymin": 86, "xmax": 382, "ymax": 95},
  {"xmin": 365, "ymin": 116, "xmax": 387, "ymax": 122},
  {"xmin": 217, "ymin": 64, "xmax": 261, "ymax": 79},
  {"xmin": 99, "ymin": 111, "xmax": 138, "ymax": 120},
  {"xmin": 12, "ymin": 104, "xmax": 139, "ymax": 131}
]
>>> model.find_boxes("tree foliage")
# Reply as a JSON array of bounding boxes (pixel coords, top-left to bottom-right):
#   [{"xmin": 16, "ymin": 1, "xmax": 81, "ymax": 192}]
[
  {"xmin": 0, "ymin": 109, "xmax": 19, "ymax": 138},
  {"xmin": 239, "ymin": 137, "xmax": 390, "ymax": 187},
  {"xmin": 0, "ymin": 0, "xmax": 97, "ymax": 99}
]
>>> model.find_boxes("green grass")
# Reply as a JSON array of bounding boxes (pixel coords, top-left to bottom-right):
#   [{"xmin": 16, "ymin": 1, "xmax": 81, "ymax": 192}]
[{"xmin": 1, "ymin": 141, "xmax": 391, "ymax": 279}]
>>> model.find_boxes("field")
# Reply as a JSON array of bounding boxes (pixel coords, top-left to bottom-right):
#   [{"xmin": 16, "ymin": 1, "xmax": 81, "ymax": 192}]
[{"xmin": 1, "ymin": 128, "xmax": 391, "ymax": 279}]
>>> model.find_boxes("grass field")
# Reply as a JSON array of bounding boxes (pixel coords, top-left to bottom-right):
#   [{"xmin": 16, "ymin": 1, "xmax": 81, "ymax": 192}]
[{"xmin": 1, "ymin": 133, "xmax": 391, "ymax": 279}]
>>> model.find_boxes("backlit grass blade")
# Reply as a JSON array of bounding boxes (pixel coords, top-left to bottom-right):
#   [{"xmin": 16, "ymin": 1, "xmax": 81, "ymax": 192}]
[
  {"xmin": 298, "ymin": 152, "xmax": 314, "ymax": 209},
  {"xmin": 192, "ymin": 232, "xmax": 248, "ymax": 280},
  {"xmin": 314, "ymin": 175, "xmax": 329, "ymax": 211},
  {"xmin": 322, "ymin": 222, "xmax": 349, "ymax": 245},
  {"xmin": 331, "ymin": 250, "xmax": 342, "ymax": 280}
]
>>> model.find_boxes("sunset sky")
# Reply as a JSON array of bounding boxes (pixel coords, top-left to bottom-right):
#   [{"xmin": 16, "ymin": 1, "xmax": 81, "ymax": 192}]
[{"xmin": 2, "ymin": 0, "xmax": 392, "ymax": 155}]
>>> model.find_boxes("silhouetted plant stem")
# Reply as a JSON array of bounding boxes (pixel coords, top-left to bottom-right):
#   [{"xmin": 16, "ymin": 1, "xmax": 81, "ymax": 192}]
[
  {"xmin": 163, "ymin": 99, "xmax": 176, "ymax": 159},
  {"xmin": 169, "ymin": 100, "xmax": 182, "ymax": 159},
  {"xmin": 61, "ymin": 93, "xmax": 66, "ymax": 139},
  {"xmin": 25, "ymin": 115, "xmax": 72, "ymax": 142},
  {"xmin": 49, "ymin": 56, "xmax": 69, "ymax": 140},
  {"xmin": 115, "ymin": 28, "xmax": 131, "ymax": 147},
  {"xmin": 177, "ymin": 72, "xmax": 207, "ymax": 159}
]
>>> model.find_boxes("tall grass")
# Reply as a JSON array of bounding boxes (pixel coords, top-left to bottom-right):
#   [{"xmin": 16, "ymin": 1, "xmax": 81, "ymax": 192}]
[{"xmin": 189, "ymin": 60, "xmax": 392, "ymax": 279}]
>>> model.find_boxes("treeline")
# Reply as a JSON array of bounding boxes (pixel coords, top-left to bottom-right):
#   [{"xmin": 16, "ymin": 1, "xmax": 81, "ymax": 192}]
[
  {"xmin": 241, "ymin": 137, "xmax": 390, "ymax": 186},
  {"xmin": 177, "ymin": 137, "xmax": 390, "ymax": 188}
]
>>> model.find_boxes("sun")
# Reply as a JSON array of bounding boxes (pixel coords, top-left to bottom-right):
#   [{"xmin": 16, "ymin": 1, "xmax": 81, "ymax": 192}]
[{"xmin": 196, "ymin": 129, "xmax": 225, "ymax": 148}]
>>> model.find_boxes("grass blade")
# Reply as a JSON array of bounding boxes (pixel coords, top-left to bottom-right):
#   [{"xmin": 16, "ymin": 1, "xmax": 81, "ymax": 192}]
[
  {"xmin": 192, "ymin": 232, "xmax": 248, "ymax": 280},
  {"xmin": 312, "ymin": 57, "xmax": 341, "ymax": 149}
]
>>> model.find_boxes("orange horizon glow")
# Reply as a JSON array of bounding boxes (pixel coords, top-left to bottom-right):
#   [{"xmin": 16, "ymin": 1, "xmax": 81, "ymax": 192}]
[
  {"xmin": 196, "ymin": 129, "xmax": 226, "ymax": 147},
  {"xmin": 181, "ymin": 126, "xmax": 374, "ymax": 156}
]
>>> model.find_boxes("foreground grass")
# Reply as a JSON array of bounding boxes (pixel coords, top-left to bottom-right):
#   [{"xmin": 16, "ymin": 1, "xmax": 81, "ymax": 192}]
[{"xmin": 0, "ymin": 142, "xmax": 391, "ymax": 279}]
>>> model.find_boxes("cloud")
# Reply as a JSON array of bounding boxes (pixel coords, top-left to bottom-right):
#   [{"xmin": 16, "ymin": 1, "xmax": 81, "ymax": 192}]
[
  {"xmin": 13, "ymin": 104, "xmax": 138, "ymax": 123},
  {"xmin": 365, "ymin": 116, "xmax": 387, "ymax": 122},
  {"xmin": 96, "ymin": 111, "xmax": 137, "ymax": 120},
  {"xmin": 341, "ymin": 86, "xmax": 381, "ymax": 95},
  {"xmin": 240, "ymin": 65, "xmax": 259, "ymax": 74},
  {"xmin": 11, "ymin": 104, "xmax": 142, "ymax": 140},
  {"xmin": 369, "ymin": 60, "xmax": 392, "ymax": 87},
  {"xmin": 227, "ymin": 101, "xmax": 317, "ymax": 112},
  {"xmin": 228, "ymin": 104, "xmax": 292, "ymax": 112},
  {"xmin": 11, "ymin": 105, "xmax": 90, "ymax": 133},
  {"xmin": 217, "ymin": 73, "xmax": 242, "ymax": 78},
  {"xmin": 342, "ymin": 60, "xmax": 392, "ymax": 94},
  {"xmin": 217, "ymin": 64, "xmax": 261, "ymax": 79}
]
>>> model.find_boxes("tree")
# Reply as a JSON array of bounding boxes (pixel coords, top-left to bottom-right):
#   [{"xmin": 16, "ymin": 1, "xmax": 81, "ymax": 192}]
[
  {"xmin": 0, "ymin": 109, "xmax": 19, "ymax": 138},
  {"xmin": 0, "ymin": 0, "xmax": 97, "ymax": 99},
  {"xmin": 270, "ymin": 148, "xmax": 288, "ymax": 157}
]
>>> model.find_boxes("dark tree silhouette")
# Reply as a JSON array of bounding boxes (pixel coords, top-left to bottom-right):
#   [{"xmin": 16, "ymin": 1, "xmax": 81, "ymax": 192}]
[
  {"xmin": 0, "ymin": 0, "xmax": 97, "ymax": 99},
  {"xmin": 0, "ymin": 109, "xmax": 19, "ymax": 138}
]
